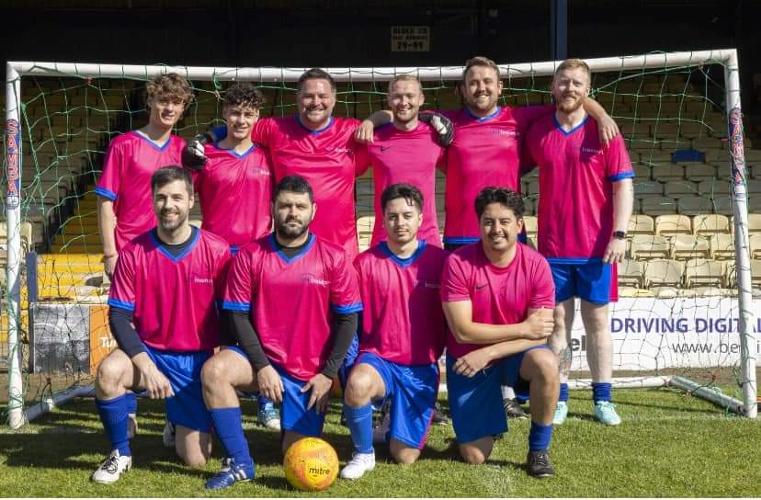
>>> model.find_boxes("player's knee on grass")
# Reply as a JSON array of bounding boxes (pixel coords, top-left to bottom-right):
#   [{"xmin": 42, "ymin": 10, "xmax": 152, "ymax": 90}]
[
  {"xmin": 176, "ymin": 426, "xmax": 211, "ymax": 468},
  {"xmin": 95, "ymin": 350, "xmax": 132, "ymax": 398},
  {"xmin": 459, "ymin": 437, "xmax": 494, "ymax": 465},
  {"xmin": 390, "ymin": 439, "xmax": 421, "ymax": 465}
]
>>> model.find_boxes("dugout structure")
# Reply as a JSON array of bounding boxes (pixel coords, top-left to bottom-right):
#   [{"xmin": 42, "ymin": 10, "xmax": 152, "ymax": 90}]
[{"xmin": 3, "ymin": 49, "xmax": 758, "ymax": 428}]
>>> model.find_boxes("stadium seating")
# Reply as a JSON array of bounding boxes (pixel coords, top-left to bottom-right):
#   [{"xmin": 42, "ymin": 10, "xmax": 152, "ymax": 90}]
[
  {"xmin": 709, "ymin": 233, "xmax": 736, "ymax": 260},
  {"xmin": 655, "ymin": 214, "xmax": 691, "ymax": 236},
  {"xmin": 628, "ymin": 214, "xmax": 655, "ymax": 235},
  {"xmin": 692, "ymin": 214, "xmax": 730, "ymax": 236},
  {"xmin": 670, "ymin": 234, "xmax": 710, "ymax": 260},
  {"xmin": 631, "ymin": 234, "xmax": 670, "ymax": 260},
  {"xmin": 644, "ymin": 259, "xmax": 683, "ymax": 288},
  {"xmin": 684, "ymin": 258, "xmax": 725, "ymax": 288},
  {"xmin": 619, "ymin": 259, "xmax": 644, "ymax": 288}
]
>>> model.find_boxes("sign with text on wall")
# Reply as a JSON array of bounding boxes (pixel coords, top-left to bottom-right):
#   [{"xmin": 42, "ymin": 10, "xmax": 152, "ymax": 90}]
[
  {"xmin": 568, "ymin": 297, "xmax": 760, "ymax": 371},
  {"xmin": 391, "ymin": 26, "xmax": 430, "ymax": 52}
]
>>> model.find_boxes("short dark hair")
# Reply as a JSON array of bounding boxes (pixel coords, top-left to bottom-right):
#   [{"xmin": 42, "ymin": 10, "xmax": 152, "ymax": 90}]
[
  {"xmin": 151, "ymin": 165, "xmax": 193, "ymax": 196},
  {"xmin": 297, "ymin": 68, "xmax": 336, "ymax": 93},
  {"xmin": 475, "ymin": 186, "xmax": 524, "ymax": 219},
  {"xmin": 223, "ymin": 83, "xmax": 265, "ymax": 109},
  {"xmin": 381, "ymin": 183, "xmax": 423, "ymax": 213},
  {"xmin": 273, "ymin": 175, "xmax": 314, "ymax": 202}
]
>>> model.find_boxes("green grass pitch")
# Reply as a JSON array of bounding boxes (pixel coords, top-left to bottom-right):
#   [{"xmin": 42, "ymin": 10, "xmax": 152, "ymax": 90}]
[{"xmin": 1, "ymin": 388, "xmax": 759, "ymax": 497}]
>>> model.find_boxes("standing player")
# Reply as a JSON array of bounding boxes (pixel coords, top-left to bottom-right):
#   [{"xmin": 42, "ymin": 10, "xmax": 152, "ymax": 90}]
[
  {"xmin": 525, "ymin": 59, "xmax": 634, "ymax": 426},
  {"xmin": 441, "ymin": 187, "xmax": 559, "ymax": 477},
  {"xmin": 200, "ymin": 175, "xmax": 362, "ymax": 490},
  {"xmin": 91, "ymin": 166, "xmax": 230, "ymax": 484},
  {"xmin": 340, "ymin": 184, "xmax": 447, "ymax": 480},
  {"xmin": 97, "ymin": 73, "xmax": 192, "ymax": 276},
  {"xmin": 355, "ymin": 76, "xmax": 447, "ymax": 247},
  {"xmin": 188, "ymin": 83, "xmax": 280, "ymax": 431},
  {"xmin": 95, "ymin": 73, "xmax": 192, "ymax": 446}
]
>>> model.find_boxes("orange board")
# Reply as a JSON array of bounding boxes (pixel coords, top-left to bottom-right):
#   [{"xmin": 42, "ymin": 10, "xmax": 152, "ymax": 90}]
[{"xmin": 89, "ymin": 304, "xmax": 116, "ymax": 375}]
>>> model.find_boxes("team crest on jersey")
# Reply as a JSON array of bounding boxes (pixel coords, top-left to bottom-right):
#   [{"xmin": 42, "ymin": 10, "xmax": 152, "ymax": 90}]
[
  {"xmin": 252, "ymin": 166, "xmax": 270, "ymax": 176},
  {"xmin": 581, "ymin": 146, "xmax": 603, "ymax": 155},
  {"xmin": 303, "ymin": 273, "xmax": 329, "ymax": 287},
  {"xmin": 327, "ymin": 146, "xmax": 352, "ymax": 154}
]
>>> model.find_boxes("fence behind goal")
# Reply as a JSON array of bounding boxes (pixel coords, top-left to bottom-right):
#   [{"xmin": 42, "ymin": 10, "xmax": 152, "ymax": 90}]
[{"xmin": 2, "ymin": 49, "xmax": 758, "ymax": 428}]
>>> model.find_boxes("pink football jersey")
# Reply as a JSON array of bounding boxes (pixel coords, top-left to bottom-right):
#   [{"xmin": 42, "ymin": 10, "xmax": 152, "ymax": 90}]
[
  {"xmin": 193, "ymin": 142, "xmax": 273, "ymax": 247},
  {"xmin": 355, "ymin": 122, "xmax": 445, "ymax": 247},
  {"xmin": 108, "ymin": 228, "xmax": 231, "ymax": 352},
  {"xmin": 354, "ymin": 241, "xmax": 448, "ymax": 365},
  {"xmin": 222, "ymin": 234, "xmax": 362, "ymax": 381},
  {"xmin": 442, "ymin": 106, "xmax": 551, "ymax": 245},
  {"xmin": 253, "ymin": 116, "xmax": 361, "ymax": 259},
  {"xmin": 525, "ymin": 114, "xmax": 634, "ymax": 260},
  {"xmin": 440, "ymin": 242, "xmax": 555, "ymax": 358},
  {"xmin": 96, "ymin": 131, "xmax": 185, "ymax": 250}
]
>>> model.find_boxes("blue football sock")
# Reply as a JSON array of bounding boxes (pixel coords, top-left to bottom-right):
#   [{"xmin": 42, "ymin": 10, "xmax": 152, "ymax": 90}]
[
  {"xmin": 558, "ymin": 383, "xmax": 569, "ymax": 403},
  {"xmin": 210, "ymin": 407, "xmax": 254, "ymax": 469},
  {"xmin": 96, "ymin": 394, "xmax": 131, "ymax": 456},
  {"xmin": 344, "ymin": 404, "xmax": 374, "ymax": 454},
  {"xmin": 592, "ymin": 382, "xmax": 612, "ymax": 403},
  {"xmin": 528, "ymin": 421, "xmax": 553, "ymax": 452},
  {"xmin": 125, "ymin": 391, "xmax": 137, "ymax": 415}
]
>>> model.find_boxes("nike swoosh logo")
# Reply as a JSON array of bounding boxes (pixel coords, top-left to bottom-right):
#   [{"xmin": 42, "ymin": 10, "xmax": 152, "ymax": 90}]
[
  {"xmin": 475, "ymin": 283, "xmax": 488, "ymax": 290},
  {"xmin": 380, "ymin": 145, "xmax": 391, "ymax": 152}
]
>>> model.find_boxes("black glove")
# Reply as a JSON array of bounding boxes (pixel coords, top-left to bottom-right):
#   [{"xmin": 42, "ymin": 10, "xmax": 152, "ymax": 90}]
[
  {"xmin": 419, "ymin": 111, "xmax": 454, "ymax": 147},
  {"xmin": 181, "ymin": 132, "xmax": 214, "ymax": 170}
]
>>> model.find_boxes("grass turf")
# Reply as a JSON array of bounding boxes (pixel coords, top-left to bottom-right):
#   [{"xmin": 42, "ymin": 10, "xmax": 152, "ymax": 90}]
[{"xmin": 1, "ymin": 387, "xmax": 759, "ymax": 497}]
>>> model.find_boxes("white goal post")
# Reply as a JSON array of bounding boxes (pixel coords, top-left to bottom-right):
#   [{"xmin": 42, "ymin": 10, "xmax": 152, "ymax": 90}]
[{"xmin": 4, "ymin": 48, "xmax": 757, "ymax": 428}]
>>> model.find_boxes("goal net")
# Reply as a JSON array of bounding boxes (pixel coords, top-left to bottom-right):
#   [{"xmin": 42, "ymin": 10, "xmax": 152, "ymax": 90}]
[{"xmin": 3, "ymin": 49, "xmax": 757, "ymax": 428}]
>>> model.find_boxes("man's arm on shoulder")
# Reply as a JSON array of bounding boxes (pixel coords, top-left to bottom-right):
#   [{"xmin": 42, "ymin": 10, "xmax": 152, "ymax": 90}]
[{"xmin": 582, "ymin": 97, "xmax": 619, "ymax": 144}]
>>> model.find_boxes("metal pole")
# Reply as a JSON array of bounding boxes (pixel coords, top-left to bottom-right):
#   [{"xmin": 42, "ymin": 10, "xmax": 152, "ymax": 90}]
[
  {"xmin": 551, "ymin": 0, "xmax": 568, "ymax": 60},
  {"xmin": 5, "ymin": 62, "xmax": 24, "ymax": 429},
  {"xmin": 724, "ymin": 49, "xmax": 757, "ymax": 419}
]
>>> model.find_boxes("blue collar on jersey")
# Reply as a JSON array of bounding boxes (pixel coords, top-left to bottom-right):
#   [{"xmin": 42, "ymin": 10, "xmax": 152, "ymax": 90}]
[
  {"xmin": 295, "ymin": 114, "xmax": 335, "ymax": 135},
  {"xmin": 553, "ymin": 113, "xmax": 589, "ymax": 136},
  {"xmin": 150, "ymin": 226, "xmax": 200, "ymax": 263},
  {"xmin": 464, "ymin": 105, "xmax": 501, "ymax": 123},
  {"xmin": 269, "ymin": 232, "xmax": 316, "ymax": 264},
  {"xmin": 134, "ymin": 129, "xmax": 172, "ymax": 151},
  {"xmin": 214, "ymin": 142, "xmax": 256, "ymax": 159},
  {"xmin": 380, "ymin": 239, "xmax": 427, "ymax": 268}
]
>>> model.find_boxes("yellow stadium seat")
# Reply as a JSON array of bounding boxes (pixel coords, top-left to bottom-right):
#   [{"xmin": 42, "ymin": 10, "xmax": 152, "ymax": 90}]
[
  {"xmin": 692, "ymin": 214, "xmax": 730, "ymax": 236},
  {"xmin": 618, "ymin": 259, "xmax": 644, "ymax": 288},
  {"xmin": 655, "ymin": 214, "xmax": 691, "ymax": 236},
  {"xmin": 684, "ymin": 258, "xmax": 725, "ymax": 288},
  {"xmin": 628, "ymin": 214, "xmax": 655, "ymax": 235},
  {"xmin": 750, "ymin": 233, "xmax": 761, "ymax": 259},
  {"xmin": 748, "ymin": 214, "xmax": 761, "ymax": 234},
  {"xmin": 670, "ymin": 234, "xmax": 710, "ymax": 260},
  {"xmin": 523, "ymin": 216, "xmax": 537, "ymax": 237},
  {"xmin": 644, "ymin": 259, "xmax": 683, "ymax": 288},
  {"xmin": 631, "ymin": 234, "xmax": 670, "ymax": 260},
  {"xmin": 709, "ymin": 233, "xmax": 736, "ymax": 260}
]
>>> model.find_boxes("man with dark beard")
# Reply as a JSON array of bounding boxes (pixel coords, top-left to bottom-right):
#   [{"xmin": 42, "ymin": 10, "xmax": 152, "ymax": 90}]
[{"xmin": 200, "ymin": 175, "xmax": 362, "ymax": 490}]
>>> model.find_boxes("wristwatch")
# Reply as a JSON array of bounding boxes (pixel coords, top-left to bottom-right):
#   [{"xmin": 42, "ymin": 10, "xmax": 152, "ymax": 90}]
[{"xmin": 612, "ymin": 231, "xmax": 627, "ymax": 240}]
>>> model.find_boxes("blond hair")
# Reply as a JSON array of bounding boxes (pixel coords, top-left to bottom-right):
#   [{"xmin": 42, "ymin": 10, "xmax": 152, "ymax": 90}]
[
  {"xmin": 388, "ymin": 75, "xmax": 423, "ymax": 94},
  {"xmin": 554, "ymin": 58, "xmax": 591, "ymax": 79}
]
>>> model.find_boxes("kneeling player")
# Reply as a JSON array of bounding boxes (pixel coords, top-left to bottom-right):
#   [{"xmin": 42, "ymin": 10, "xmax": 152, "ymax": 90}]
[
  {"xmin": 200, "ymin": 175, "xmax": 362, "ymax": 490},
  {"xmin": 91, "ymin": 166, "xmax": 230, "ymax": 484},
  {"xmin": 341, "ymin": 184, "xmax": 447, "ymax": 480},
  {"xmin": 441, "ymin": 187, "xmax": 559, "ymax": 478}
]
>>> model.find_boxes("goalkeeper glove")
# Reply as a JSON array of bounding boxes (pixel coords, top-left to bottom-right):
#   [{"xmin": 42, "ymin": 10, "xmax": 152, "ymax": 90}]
[
  {"xmin": 419, "ymin": 111, "xmax": 454, "ymax": 147},
  {"xmin": 181, "ymin": 131, "xmax": 216, "ymax": 170}
]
